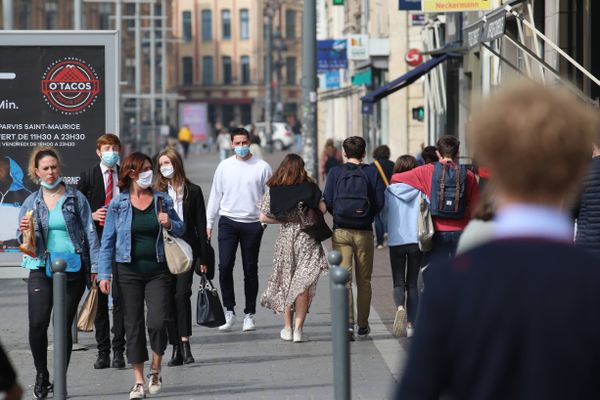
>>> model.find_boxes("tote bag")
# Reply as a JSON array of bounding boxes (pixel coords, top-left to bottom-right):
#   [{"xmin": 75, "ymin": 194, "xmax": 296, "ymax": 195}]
[
  {"xmin": 77, "ymin": 281, "xmax": 99, "ymax": 332},
  {"xmin": 196, "ymin": 274, "xmax": 226, "ymax": 328},
  {"xmin": 163, "ymin": 229, "xmax": 193, "ymax": 274},
  {"xmin": 417, "ymin": 193, "xmax": 435, "ymax": 252}
]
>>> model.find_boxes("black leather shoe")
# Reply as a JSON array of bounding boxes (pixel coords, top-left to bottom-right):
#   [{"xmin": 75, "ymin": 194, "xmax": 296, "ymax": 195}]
[
  {"xmin": 34, "ymin": 372, "xmax": 50, "ymax": 399},
  {"xmin": 94, "ymin": 352, "xmax": 110, "ymax": 369},
  {"xmin": 112, "ymin": 350, "xmax": 126, "ymax": 369},
  {"xmin": 182, "ymin": 341, "xmax": 195, "ymax": 364},
  {"xmin": 167, "ymin": 344, "xmax": 183, "ymax": 367}
]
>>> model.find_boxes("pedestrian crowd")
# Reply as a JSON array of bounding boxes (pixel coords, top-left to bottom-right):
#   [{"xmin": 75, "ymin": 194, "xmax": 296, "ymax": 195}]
[{"xmin": 3, "ymin": 83, "xmax": 600, "ymax": 400}]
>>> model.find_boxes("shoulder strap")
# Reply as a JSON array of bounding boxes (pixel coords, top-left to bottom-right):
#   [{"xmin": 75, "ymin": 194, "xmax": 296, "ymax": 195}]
[{"xmin": 373, "ymin": 160, "xmax": 389, "ymax": 187}]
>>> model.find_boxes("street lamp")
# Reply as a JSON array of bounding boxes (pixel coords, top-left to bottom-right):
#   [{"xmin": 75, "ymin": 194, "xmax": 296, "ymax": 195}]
[
  {"xmin": 263, "ymin": 0, "xmax": 280, "ymax": 152},
  {"xmin": 273, "ymin": 27, "xmax": 287, "ymax": 122}
]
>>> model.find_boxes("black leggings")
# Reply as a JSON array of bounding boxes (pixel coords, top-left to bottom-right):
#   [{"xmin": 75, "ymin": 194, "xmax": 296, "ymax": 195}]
[
  {"xmin": 389, "ymin": 244, "xmax": 422, "ymax": 323},
  {"xmin": 167, "ymin": 267, "xmax": 194, "ymax": 343},
  {"xmin": 28, "ymin": 269, "xmax": 86, "ymax": 375}
]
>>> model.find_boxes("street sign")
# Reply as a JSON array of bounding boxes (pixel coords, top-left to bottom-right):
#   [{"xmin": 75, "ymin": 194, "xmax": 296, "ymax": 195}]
[
  {"xmin": 422, "ymin": 0, "xmax": 493, "ymax": 12},
  {"xmin": 0, "ymin": 31, "xmax": 118, "ymax": 265},
  {"xmin": 463, "ymin": 20, "xmax": 484, "ymax": 49},
  {"xmin": 399, "ymin": 0, "xmax": 421, "ymax": 10},
  {"xmin": 405, "ymin": 48, "xmax": 424, "ymax": 66},
  {"xmin": 351, "ymin": 68, "xmax": 372, "ymax": 86},
  {"xmin": 481, "ymin": 11, "xmax": 506, "ymax": 42},
  {"xmin": 347, "ymin": 34, "xmax": 369, "ymax": 61},
  {"xmin": 333, "ymin": 0, "xmax": 344, "ymax": 5},
  {"xmin": 411, "ymin": 14, "xmax": 426, "ymax": 26}
]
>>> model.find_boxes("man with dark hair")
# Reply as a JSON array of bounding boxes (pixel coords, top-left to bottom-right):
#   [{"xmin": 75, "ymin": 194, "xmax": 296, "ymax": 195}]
[
  {"xmin": 324, "ymin": 136, "xmax": 385, "ymax": 340},
  {"xmin": 206, "ymin": 127, "xmax": 272, "ymax": 332},
  {"xmin": 391, "ymin": 135, "xmax": 479, "ymax": 259},
  {"xmin": 78, "ymin": 133, "xmax": 126, "ymax": 369},
  {"xmin": 421, "ymin": 145, "xmax": 438, "ymax": 164},
  {"xmin": 371, "ymin": 145, "xmax": 394, "ymax": 248}
]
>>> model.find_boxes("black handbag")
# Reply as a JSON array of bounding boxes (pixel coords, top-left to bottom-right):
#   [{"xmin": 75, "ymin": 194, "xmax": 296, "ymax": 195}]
[
  {"xmin": 196, "ymin": 274, "xmax": 226, "ymax": 328},
  {"xmin": 300, "ymin": 206, "xmax": 333, "ymax": 242},
  {"xmin": 194, "ymin": 239, "xmax": 215, "ymax": 280}
]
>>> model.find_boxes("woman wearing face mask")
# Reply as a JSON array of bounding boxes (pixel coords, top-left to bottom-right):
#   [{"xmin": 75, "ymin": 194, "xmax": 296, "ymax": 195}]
[
  {"xmin": 155, "ymin": 148, "xmax": 209, "ymax": 367},
  {"xmin": 97, "ymin": 152, "xmax": 184, "ymax": 399},
  {"xmin": 17, "ymin": 147, "xmax": 100, "ymax": 400}
]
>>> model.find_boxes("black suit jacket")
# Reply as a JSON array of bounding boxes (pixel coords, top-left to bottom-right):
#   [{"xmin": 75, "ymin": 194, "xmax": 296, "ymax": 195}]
[
  {"xmin": 77, "ymin": 164, "xmax": 119, "ymax": 237},
  {"xmin": 163, "ymin": 182, "xmax": 211, "ymax": 278}
]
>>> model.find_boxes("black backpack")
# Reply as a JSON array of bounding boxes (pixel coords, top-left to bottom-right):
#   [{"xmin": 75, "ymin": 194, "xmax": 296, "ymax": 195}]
[
  {"xmin": 429, "ymin": 162, "xmax": 467, "ymax": 219},
  {"xmin": 332, "ymin": 164, "xmax": 372, "ymax": 228}
]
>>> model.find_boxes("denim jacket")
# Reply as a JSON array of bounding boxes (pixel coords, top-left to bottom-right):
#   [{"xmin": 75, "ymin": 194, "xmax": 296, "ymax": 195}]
[
  {"xmin": 17, "ymin": 185, "xmax": 100, "ymax": 273},
  {"xmin": 97, "ymin": 189, "xmax": 184, "ymax": 281}
]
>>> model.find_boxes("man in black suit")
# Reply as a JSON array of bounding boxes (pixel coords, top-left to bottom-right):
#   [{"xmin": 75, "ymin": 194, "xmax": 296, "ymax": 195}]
[{"xmin": 78, "ymin": 133, "xmax": 126, "ymax": 369}]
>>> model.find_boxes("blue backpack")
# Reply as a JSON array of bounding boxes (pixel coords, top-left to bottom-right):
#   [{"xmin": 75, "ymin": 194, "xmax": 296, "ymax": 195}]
[
  {"xmin": 332, "ymin": 165, "xmax": 372, "ymax": 228},
  {"xmin": 429, "ymin": 162, "xmax": 467, "ymax": 219}
]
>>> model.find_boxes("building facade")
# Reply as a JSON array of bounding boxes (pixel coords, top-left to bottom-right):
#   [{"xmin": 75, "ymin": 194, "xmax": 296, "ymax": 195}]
[{"xmin": 172, "ymin": 0, "xmax": 303, "ymax": 130}]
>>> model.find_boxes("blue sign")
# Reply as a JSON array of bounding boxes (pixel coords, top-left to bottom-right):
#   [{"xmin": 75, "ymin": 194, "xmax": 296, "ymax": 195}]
[
  {"xmin": 317, "ymin": 39, "xmax": 348, "ymax": 72},
  {"xmin": 325, "ymin": 71, "xmax": 340, "ymax": 89},
  {"xmin": 399, "ymin": 0, "xmax": 421, "ymax": 10}
]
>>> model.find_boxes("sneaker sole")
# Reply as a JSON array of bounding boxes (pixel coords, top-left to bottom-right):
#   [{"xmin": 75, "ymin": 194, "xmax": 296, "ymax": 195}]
[
  {"xmin": 242, "ymin": 326, "xmax": 256, "ymax": 332},
  {"xmin": 393, "ymin": 309, "xmax": 407, "ymax": 337},
  {"xmin": 218, "ymin": 325, "xmax": 233, "ymax": 331}
]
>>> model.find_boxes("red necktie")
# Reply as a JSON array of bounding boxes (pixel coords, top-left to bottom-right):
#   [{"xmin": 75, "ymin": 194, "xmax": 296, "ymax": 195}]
[{"xmin": 105, "ymin": 169, "xmax": 113, "ymax": 206}]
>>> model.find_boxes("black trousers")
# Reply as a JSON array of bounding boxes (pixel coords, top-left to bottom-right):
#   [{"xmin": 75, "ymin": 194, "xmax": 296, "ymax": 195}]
[
  {"xmin": 389, "ymin": 244, "xmax": 422, "ymax": 323},
  {"xmin": 116, "ymin": 264, "xmax": 171, "ymax": 364},
  {"xmin": 94, "ymin": 264, "xmax": 126, "ymax": 354},
  {"xmin": 167, "ymin": 267, "xmax": 194, "ymax": 344},
  {"xmin": 28, "ymin": 269, "xmax": 86, "ymax": 375},
  {"xmin": 218, "ymin": 217, "xmax": 264, "ymax": 315}
]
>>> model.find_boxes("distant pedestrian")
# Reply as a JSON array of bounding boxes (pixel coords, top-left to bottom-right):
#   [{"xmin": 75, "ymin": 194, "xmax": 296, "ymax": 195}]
[
  {"xmin": 155, "ymin": 148, "xmax": 209, "ymax": 366},
  {"xmin": 249, "ymin": 124, "xmax": 263, "ymax": 160},
  {"xmin": 178, "ymin": 124, "xmax": 192, "ymax": 159},
  {"xmin": 77, "ymin": 133, "xmax": 127, "ymax": 370},
  {"xmin": 574, "ymin": 139, "xmax": 600, "ymax": 256},
  {"xmin": 17, "ymin": 147, "xmax": 99, "ymax": 400},
  {"xmin": 324, "ymin": 136, "xmax": 385, "ymax": 340},
  {"xmin": 391, "ymin": 135, "xmax": 479, "ymax": 260},
  {"xmin": 420, "ymin": 145, "xmax": 438, "ymax": 165},
  {"xmin": 288, "ymin": 114, "xmax": 303, "ymax": 153},
  {"xmin": 0, "ymin": 340, "xmax": 22, "ymax": 400},
  {"xmin": 385, "ymin": 155, "xmax": 421, "ymax": 338},
  {"xmin": 216, "ymin": 128, "xmax": 232, "ymax": 161},
  {"xmin": 98, "ymin": 152, "xmax": 184, "ymax": 399},
  {"xmin": 259, "ymin": 154, "xmax": 329, "ymax": 343},
  {"xmin": 206, "ymin": 127, "xmax": 272, "ymax": 332},
  {"xmin": 319, "ymin": 139, "xmax": 342, "ymax": 183},
  {"xmin": 397, "ymin": 84, "xmax": 600, "ymax": 399},
  {"xmin": 371, "ymin": 145, "xmax": 394, "ymax": 249}
]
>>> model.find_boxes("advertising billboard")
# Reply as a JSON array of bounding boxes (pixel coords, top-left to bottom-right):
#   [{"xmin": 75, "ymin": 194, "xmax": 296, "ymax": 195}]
[
  {"xmin": 178, "ymin": 102, "xmax": 208, "ymax": 142},
  {"xmin": 0, "ymin": 31, "xmax": 118, "ymax": 266},
  {"xmin": 422, "ymin": 0, "xmax": 493, "ymax": 12}
]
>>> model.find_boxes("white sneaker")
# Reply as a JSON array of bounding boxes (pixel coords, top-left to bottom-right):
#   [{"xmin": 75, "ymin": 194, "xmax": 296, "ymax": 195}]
[
  {"xmin": 242, "ymin": 313, "xmax": 256, "ymax": 331},
  {"xmin": 393, "ymin": 306, "xmax": 407, "ymax": 337},
  {"xmin": 219, "ymin": 310, "xmax": 235, "ymax": 331},
  {"xmin": 129, "ymin": 383, "xmax": 145, "ymax": 399},
  {"xmin": 147, "ymin": 370, "xmax": 162, "ymax": 395},
  {"xmin": 280, "ymin": 327, "xmax": 293, "ymax": 341},
  {"xmin": 293, "ymin": 328, "xmax": 308, "ymax": 343}
]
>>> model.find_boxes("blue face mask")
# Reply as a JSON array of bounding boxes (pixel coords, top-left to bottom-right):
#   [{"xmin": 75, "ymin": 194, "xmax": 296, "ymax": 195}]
[
  {"xmin": 40, "ymin": 176, "xmax": 63, "ymax": 190},
  {"xmin": 234, "ymin": 145, "xmax": 250, "ymax": 158},
  {"xmin": 101, "ymin": 151, "xmax": 120, "ymax": 168}
]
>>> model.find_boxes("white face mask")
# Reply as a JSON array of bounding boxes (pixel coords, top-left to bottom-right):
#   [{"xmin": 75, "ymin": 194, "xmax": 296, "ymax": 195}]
[
  {"xmin": 160, "ymin": 165, "xmax": 175, "ymax": 179},
  {"xmin": 136, "ymin": 170, "xmax": 153, "ymax": 189}
]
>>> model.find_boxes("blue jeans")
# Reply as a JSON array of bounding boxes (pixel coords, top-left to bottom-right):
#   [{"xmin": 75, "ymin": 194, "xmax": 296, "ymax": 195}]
[
  {"xmin": 218, "ymin": 217, "xmax": 264, "ymax": 315},
  {"xmin": 294, "ymin": 134, "xmax": 302, "ymax": 153}
]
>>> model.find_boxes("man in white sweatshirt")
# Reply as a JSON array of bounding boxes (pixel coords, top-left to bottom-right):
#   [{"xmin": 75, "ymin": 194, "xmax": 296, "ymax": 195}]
[{"xmin": 206, "ymin": 127, "xmax": 272, "ymax": 332}]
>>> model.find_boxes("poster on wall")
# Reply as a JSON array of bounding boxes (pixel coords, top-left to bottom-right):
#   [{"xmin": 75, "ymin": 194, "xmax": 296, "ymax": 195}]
[
  {"xmin": 317, "ymin": 39, "xmax": 348, "ymax": 72},
  {"xmin": 178, "ymin": 102, "xmax": 208, "ymax": 142},
  {"xmin": 0, "ymin": 32, "xmax": 118, "ymax": 265}
]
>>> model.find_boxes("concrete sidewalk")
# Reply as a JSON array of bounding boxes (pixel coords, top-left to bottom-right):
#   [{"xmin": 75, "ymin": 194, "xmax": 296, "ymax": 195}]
[{"xmin": 0, "ymin": 148, "xmax": 409, "ymax": 399}]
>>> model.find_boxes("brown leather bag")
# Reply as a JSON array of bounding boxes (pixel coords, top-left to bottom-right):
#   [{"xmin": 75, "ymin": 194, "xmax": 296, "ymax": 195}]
[{"xmin": 299, "ymin": 205, "xmax": 332, "ymax": 242}]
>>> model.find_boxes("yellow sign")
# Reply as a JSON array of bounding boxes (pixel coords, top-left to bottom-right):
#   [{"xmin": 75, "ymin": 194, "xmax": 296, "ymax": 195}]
[{"xmin": 422, "ymin": 0, "xmax": 493, "ymax": 12}]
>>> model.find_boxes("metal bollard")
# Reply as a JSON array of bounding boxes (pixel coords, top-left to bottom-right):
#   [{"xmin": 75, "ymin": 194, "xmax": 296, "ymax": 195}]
[
  {"xmin": 52, "ymin": 259, "xmax": 67, "ymax": 400},
  {"xmin": 328, "ymin": 250, "xmax": 351, "ymax": 400}
]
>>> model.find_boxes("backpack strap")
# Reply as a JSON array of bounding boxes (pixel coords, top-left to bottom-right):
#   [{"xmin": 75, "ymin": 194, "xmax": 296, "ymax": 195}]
[
  {"xmin": 439, "ymin": 163, "xmax": 446, "ymax": 212},
  {"xmin": 454, "ymin": 165, "xmax": 460, "ymax": 213},
  {"xmin": 373, "ymin": 160, "xmax": 389, "ymax": 187}
]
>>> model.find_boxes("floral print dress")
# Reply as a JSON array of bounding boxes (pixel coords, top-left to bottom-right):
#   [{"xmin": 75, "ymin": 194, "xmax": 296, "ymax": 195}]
[{"xmin": 259, "ymin": 190, "xmax": 329, "ymax": 313}]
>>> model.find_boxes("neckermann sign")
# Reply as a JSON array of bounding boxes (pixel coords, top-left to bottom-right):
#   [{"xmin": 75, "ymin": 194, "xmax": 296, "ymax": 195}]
[{"xmin": 0, "ymin": 31, "xmax": 119, "ymax": 266}]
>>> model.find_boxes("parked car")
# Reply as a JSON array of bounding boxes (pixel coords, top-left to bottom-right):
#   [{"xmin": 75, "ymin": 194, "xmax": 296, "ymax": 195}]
[{"xmin": 245, "ymin": 122, "xmax": 294, "ymax": 151}]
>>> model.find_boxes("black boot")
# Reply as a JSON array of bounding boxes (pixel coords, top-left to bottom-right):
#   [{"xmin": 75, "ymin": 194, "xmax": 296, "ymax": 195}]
[
  {"xmin": 94, "ymin": 351, "xmax": 110, "ymax": 369},
  {"xmin": 112, "ymin": 350, "xmax": 126, "ymax": 369},
  {"xmin": 182, "ymin": 341, "xmax": 195, "ymax": 364},
  {"xmin": 33, "ymin": 372, "xmax": 50, "ymax": 399},
  {"xmin": 167, "ymin": 343, "xmax": 183, "ymax": 367}
]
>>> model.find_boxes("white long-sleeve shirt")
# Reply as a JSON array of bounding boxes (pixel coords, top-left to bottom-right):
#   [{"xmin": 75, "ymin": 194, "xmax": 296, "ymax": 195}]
[{"xmin": 206, "ymin": 155, "xmax": 272, "ymax": 228}]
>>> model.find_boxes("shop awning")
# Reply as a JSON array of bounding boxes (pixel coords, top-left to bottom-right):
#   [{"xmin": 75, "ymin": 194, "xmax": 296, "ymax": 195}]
[{"xmin": 361, "ymin": 54, "xmax": 449, "ymax": 114}]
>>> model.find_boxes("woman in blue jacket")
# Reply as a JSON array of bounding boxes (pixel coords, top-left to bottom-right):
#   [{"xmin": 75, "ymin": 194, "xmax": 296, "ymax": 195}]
[
  {"xmin": 385, "ymin": 155, "xmax": 422, "ymax": 338},
  {"xmin": 17, "ymin": 147, "xmax": 99, "ymax": 400},
  {"xmin": 97, "ymin": 152, "xmax": 184, "ymax": 400}
]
